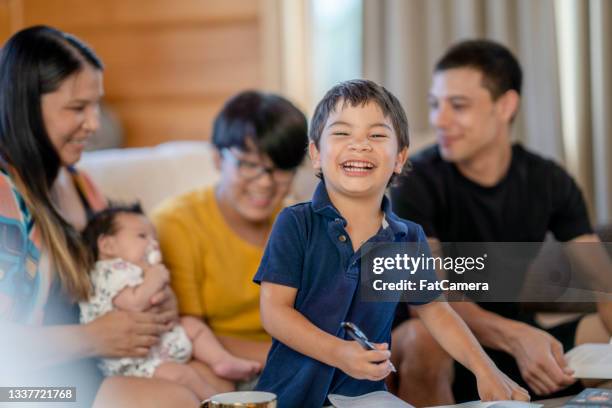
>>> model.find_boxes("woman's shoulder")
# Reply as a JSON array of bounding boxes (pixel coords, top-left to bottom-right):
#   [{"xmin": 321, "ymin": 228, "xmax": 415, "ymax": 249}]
[
  {"xmin": 153, "ymin": 186, "xmax": 213, "ymax": 221},
  {"xmin": 68, "ymin": 166, "xmax": 108, "ymax": 212},
  {"xmin": 0, "ymin": 170, "xmax": 29, "ymax": 222}
]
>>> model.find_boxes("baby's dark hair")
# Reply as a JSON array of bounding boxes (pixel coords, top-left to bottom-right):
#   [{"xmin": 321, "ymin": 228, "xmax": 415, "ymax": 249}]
[{"xmin": 82, "ymin": 202, "xmax": 144, "ymax": 267}]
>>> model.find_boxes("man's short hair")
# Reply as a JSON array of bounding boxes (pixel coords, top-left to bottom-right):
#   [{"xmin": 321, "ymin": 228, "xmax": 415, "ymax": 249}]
[
  {"xmin": 309, "ymin": 79, "xmax": 409, "ymax": 151},
  {"xmin": 434, "ymin": 39, "xmax": 522, "ymax": 100}
]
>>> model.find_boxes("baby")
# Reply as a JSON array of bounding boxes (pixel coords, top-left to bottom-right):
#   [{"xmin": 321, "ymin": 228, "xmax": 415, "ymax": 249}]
[{"xmin": 79, "ymin": 203, "xmax": 260, "ymax": 399}]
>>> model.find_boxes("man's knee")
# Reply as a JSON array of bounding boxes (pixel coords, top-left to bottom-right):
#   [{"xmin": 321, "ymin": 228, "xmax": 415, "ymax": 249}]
[
  {"xmin": 391, "ymin": 319, "xmax": 453, "ymax": 380},
  {"xmin": 576, "ymin": 313, "xmax": 610, "ymax": 345}
]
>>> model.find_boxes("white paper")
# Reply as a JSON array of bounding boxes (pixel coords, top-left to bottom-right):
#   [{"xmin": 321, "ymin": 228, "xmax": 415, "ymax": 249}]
[
  {"xmin": 328, "ymin": 391, "xmax": 414, "ymax": 408},
  {"xmin": 429, "ymin": 401, "xmax": 542, "ymax": 408},
  {"xmin": 566, "ymin": 343, "xmax": 612, "ymax": 379}
]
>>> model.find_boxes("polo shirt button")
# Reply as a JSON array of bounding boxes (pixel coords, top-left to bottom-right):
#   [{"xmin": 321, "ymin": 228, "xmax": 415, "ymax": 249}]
[{"xmin": 338, "ymin": 234, "xmax": 347, "ymax": 242}]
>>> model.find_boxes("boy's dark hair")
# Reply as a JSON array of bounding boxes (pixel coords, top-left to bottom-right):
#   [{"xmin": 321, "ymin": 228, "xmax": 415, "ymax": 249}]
[
  {"xmin": 82, "ymin": 203, "xmax": 144, "ymax": 267},
  {"xmin": 434, "ymin": 39, "xmax": 522, "ymax": 100},
  {"xmin": 212, "ymin": 90, "xmax": 308, "ymax": 170},
  {"xmin": 309, "ymin": 79, "xmax": 410, "ymax": 151}
]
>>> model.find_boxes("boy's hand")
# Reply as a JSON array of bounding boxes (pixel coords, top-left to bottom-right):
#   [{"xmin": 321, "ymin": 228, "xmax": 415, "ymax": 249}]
[
  {"xmin": 476, "ymin": 364, "xmax": 530, "ymax": 402},
  {"xmin": 336, "ymin": 341, "xmax": 393, "ymax": 381}
]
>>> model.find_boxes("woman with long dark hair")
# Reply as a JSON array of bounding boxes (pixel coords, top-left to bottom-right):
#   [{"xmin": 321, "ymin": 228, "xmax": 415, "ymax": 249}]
[{"xmin": 0, "ymin": 26, "xmax": 203, "ymax": 407}]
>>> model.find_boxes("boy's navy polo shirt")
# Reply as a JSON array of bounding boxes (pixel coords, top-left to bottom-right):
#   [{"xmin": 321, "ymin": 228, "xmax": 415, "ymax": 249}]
[{"xmin": 253, "ymin": 182, "xmax": 439, "ymax": 408}]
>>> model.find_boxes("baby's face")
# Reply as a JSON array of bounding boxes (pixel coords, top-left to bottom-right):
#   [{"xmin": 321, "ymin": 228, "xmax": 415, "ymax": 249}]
[
  {"xmin": 105, "ymin": 213, "xmax": 158, "ymax": 265},
  {"xmin": 309, "ymin": 100, "xmax": 408, "ymax": 199}
]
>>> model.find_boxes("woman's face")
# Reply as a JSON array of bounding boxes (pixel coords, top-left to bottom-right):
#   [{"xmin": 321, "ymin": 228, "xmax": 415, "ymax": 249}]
[
  {"xmin": 217, "ymin": 143, "xmax": 295, "ymax": 223},
  {"xmin": 41, "ymin": 64, "xmax": 104, "ymax": 166}
]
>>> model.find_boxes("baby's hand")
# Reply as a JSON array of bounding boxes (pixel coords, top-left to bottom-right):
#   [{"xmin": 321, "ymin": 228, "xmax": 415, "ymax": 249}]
[
  {"xmin": 476, "ymin": 364, "xmax": 530, "ymax": 402},
  {"xmin": 335, "ymin": 340, "xmax": 393, "ymax": 381},
  {"xmin": 143, "ymin": 263, "xmax": 170, "ymax": 284}
]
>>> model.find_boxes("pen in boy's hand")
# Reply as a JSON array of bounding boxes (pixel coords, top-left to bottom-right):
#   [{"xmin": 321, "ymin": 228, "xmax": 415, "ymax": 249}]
[{"xmin": 341, "ymin": 322, "xmax": 397, "ymax": 373}]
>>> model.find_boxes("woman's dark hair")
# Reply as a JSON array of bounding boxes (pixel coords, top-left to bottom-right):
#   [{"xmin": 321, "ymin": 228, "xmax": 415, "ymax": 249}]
[
  {"xmin": 211, "ymin": 91, "xmax": 308, "ymax": 170},
  {"xmin": 0, "ymin": 25, "xmax": 103, "ymax": 301},
  {"xmin": 82, "ymin": 203, "xmax": 144, "ymax": 267}
]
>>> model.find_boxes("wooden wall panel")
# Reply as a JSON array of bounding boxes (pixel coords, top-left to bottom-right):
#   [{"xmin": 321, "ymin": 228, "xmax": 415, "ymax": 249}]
[
  {"xmin": 21, "ymin": 0, "xmax": 258, "ymax": 28},
  {"xmin": 2, "ymin": 0, "xmax": 267, "ymax": 147},
  {"xmin": 112, "ymin": 98, "xmax": 225, "ymax": 147},
  {"xmin": 87, "ymin": 23, "xmax": 260, "ymax": 99},
  {"xmin": 0, "ymin": 2, "xmax": 11, "ymax": 40}
]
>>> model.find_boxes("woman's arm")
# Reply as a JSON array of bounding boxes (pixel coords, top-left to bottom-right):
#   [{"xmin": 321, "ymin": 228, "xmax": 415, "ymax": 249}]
[
  {"xmin": 260, "ymin": 281, "xmax": 393, "ymax": 381},
  {"xmin": 1, "ymin": 309, "xmax": 169, "ymax": 370}
]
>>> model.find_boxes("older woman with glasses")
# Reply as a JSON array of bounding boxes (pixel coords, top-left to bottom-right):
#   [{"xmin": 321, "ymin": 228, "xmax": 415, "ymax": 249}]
[{"xmin": 152, "ymin": 91, "xmax": 308, "ymax": 389}]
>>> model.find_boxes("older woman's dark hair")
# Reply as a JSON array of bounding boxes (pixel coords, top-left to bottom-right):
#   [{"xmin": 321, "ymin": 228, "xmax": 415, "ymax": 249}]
[
  {"xmin": 0, "ymin": 25, "xmax": 103, "ymax": 301},
  {"xmin": 211, "ymin": 91, "xmax": 308, "ymax": 170}
]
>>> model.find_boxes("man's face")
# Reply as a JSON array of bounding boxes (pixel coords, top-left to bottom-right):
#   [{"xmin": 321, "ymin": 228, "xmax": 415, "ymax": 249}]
[{"xmin": 428, "ymin": 67, "xmax": 511, "ymax": 163}]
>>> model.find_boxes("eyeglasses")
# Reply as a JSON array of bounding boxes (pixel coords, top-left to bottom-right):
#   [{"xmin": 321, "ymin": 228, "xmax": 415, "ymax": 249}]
[{"xmin": 222, "ymin": 149, "xmax": 296, "ymax": 184}]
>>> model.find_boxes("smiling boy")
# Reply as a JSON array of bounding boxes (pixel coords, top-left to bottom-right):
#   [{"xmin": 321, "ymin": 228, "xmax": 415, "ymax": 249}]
[{"xmin": 253, "ymin": 80, "xmax": 529, "ymax": 407}]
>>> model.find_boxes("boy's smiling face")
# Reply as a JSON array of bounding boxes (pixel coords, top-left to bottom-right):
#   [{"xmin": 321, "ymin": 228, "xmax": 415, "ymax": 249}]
[{"xmin": 309, "ymin": 100, "xmax": 408, "ymax": 199}]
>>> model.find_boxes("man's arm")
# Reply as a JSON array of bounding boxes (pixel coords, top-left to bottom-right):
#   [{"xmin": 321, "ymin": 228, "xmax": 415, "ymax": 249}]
[
  {"xmin": 566, "ymin": 233, "xmax": 612, "ymax": 334},
  {"xmin": 428, "ymin": 237, "xmax": 576, "ymax": 396}
]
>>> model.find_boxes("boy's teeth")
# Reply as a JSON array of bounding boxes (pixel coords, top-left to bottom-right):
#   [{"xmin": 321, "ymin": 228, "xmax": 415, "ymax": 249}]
[{"xmin": 343, "ymin": 161, "xmax": 373, "ymax": 169}]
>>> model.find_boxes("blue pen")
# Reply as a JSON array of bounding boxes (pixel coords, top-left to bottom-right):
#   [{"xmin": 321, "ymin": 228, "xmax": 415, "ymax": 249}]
[{"xmin": 341, "ymin": 321, "xmax": 397, "ymax": 373}]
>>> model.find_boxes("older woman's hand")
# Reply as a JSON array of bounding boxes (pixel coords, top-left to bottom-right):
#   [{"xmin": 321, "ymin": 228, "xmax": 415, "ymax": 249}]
[{"xmin": 85, "ymin": 309, "xmax": 169, "ymax": 358}]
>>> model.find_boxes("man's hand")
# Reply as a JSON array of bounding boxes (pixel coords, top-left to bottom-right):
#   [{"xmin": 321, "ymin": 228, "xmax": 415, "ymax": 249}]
[{"xmin": 508, "ymin": 323, "xmax": 575, "ymax": 395}]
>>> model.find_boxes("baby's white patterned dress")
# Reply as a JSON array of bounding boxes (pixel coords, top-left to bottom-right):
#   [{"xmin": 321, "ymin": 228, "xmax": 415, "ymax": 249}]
[{"xmin": 80, "ymin": 259, "xmax": 192, "ymax": 377}]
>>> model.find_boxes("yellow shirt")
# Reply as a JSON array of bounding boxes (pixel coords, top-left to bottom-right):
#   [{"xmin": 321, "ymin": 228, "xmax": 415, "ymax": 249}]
[{"xmin": 152, "ymin": 187, "xmax": 270, "ymax": 341}]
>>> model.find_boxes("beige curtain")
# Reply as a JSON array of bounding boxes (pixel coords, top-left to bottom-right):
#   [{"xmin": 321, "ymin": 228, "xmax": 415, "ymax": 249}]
[{"xmin": 363, "ymin": 0, "xmax": 612, "ymax": 225}]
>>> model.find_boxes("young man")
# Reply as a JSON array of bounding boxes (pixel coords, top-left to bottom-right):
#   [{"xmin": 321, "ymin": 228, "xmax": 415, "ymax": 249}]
[{"xmin": 390, "ymin": 39, "xmax": 612, "ymax": 405}]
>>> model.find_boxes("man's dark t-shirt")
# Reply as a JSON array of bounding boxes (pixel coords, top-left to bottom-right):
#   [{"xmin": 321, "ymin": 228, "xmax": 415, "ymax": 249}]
[
  {"xmin": 391, "ymin": 143, "xmax": 592, "ymax": 244},
  {"xmin": 390, "ymin": 143, "xmax": 593, "ymax": 400}
]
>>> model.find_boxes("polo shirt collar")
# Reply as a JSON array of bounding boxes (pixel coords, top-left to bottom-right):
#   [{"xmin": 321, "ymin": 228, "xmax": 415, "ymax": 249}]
[{"xmin": 311, "ymin": 181, "xmax": 408, "ymax": 238}]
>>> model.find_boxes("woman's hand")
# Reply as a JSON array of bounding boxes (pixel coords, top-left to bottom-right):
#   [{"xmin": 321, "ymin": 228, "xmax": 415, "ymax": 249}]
[
  {"xmin": 335, "ymin": 340, "xmax": 393, "ymax": 381},
  {"xmin": 476, "ymin": 364, "xmax": 530, "ymax": 402},
  {"xmin": 84, "ymin": 309, "xmax": 169, "ymax": 358}
]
